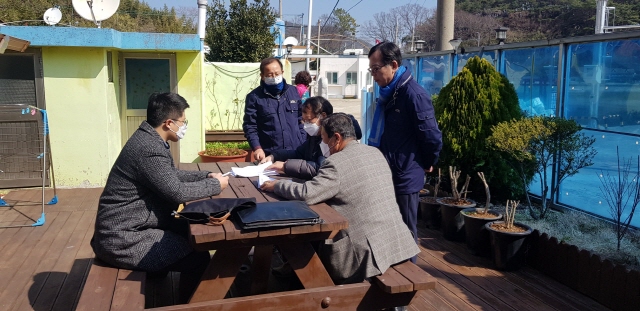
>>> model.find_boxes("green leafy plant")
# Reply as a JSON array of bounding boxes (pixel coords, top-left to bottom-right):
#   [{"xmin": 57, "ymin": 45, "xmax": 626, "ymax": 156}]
[
  {"xmin": 489, "ymin": 116, "xmax": 598, "ymax": 219},
  {"xmin": 433, "ymin": 56, "xmax": 524, "ymax": 199},
  {"xmin": 203, "ymin": 142, "xmax": 247, "ymax": 156}
]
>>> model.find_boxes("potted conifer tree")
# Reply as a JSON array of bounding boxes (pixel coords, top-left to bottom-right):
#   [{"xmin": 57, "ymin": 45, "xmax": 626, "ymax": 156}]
[
  {"xmin": 433, "ymin": 56, "xmax": 525, "ymax": 204},
  {"xmin": 419, "ymin": 168, "xmax": 443, "ymax": 229},
  {"xmin": 461, "ymin": 172, "xmax": 502, "ymax": 256},
  {"xmin": 485, "ymin": 200, "xmax": 532, "ymax": 270},
  {"xmin": 438, "ymin": 167, "xmax": 476, "ymax": 241}
]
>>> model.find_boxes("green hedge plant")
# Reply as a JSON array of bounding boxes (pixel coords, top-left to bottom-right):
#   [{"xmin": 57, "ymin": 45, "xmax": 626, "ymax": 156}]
[
  {"xmin": 489, "ymin": 116, "xmax": 597, "ymax": 219},
  {"xmin": 433, "ymin": 56, "xmax": 525, "ymax": 199}
]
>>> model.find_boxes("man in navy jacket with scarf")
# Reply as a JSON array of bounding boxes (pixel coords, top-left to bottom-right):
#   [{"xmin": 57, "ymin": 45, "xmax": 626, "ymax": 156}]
[
  {"xmin": 367, "ymin": 41, "xmax": 443, "ymax": 262},
  {"xmin": 243, "ymin": 58, "xmax": 307, "ymax": 161}
]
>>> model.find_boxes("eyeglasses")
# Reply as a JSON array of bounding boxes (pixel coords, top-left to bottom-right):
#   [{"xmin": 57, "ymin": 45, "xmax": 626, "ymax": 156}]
[
  {"xmin": 367, "ymin": 64, "xmax": 387, "ymax": 74},
  {"xmin": 172, "ymin": 119, "xmax": 188, "ymax": 126}
]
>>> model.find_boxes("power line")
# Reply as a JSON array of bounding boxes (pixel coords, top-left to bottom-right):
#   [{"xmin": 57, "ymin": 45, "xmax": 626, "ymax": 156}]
[
  {"xmin": 345, "ymin": 0, "xmax": 364, "ymax": 14},
  {"xmin": 321, "ymin": 0, "xmax": 340, "ymax": 32}
]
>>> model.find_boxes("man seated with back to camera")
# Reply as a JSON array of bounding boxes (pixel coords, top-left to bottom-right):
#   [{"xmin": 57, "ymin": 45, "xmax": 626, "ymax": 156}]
[
  {"xmin": 90, "ymin": 92, "xmax": 229, "ymax": 304},
  {"xmin": 261, "ymin": 96, "xmax": 362, "ymax": 180},
  {"xmin": 260, "ymin": 113, "xmax": 418, "ymax": 284}
]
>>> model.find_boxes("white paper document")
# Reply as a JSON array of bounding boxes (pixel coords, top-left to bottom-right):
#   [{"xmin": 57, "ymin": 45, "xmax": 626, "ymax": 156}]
[
  {"xmin": 258, "ymin": 174, "xmax": 276, "ymax": 187},
  {"xmin": 230, "ymin": 161, "xmax": 278, "ymax": 177}
]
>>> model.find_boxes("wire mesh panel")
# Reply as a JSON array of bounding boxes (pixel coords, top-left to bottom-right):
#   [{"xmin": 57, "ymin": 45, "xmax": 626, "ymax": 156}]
[
  {"xmin": 0, "ymin": 105, "xmax": 48, "ymax": 188},
  {"xmin": 0, "ymin": 104, "xmax": 56, "ymax": 227}
]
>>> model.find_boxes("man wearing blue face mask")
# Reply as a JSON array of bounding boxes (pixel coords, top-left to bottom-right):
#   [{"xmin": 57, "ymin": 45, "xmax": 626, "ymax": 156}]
[{"xmin": 243, "ymin": 58, "xmax": 307, "ymax": 162}]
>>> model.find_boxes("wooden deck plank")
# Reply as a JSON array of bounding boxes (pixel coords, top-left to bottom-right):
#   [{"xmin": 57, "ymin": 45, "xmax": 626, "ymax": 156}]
[
  {"xmin": 0, "ymin": 187, "xmax": 616, "ymax": 311},
  {"xmin": 0, "ymin": 211, "xmax": 67, "ymax": 296},
  {"xmin": 420, "ymin": 235, "xmax": 554, "ymax": 311},
  {"xmin": 6, "ymin": 210, "xmax": 83, "ymax": 311},
  {"xmin": 416, "ymin": 246, "xmax": 506, "ymax": 311},
  {"xmin": 26, "ymin": 210, "xmax": 97, "ymax": 311},
  {"xmin": 413, "ymin": 288, "xmax": 463, "ymax": 311},
  {"xmin": 47, "ymin": 188, "xmax": 87, "ymax": 212},
  {"xmin": 13, "ymin": 191, "xmax": 98, "ymax": 311},
  {"xmin": 418, "ymin": 225, "xmax": 609, "ymax": 311},
  {"xmin": 0, "ymin": 188, "xmax": 44, "ymax": 227},
  {"xmin": 0, "ymin": 211, "xmax": 65, "ymax": 310}
]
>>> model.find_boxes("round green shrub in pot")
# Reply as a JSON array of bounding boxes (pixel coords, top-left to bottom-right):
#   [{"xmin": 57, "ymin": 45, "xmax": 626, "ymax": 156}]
[{"xmin": 433, "ymin": 56, "xmax": 528, "ymax": 200}]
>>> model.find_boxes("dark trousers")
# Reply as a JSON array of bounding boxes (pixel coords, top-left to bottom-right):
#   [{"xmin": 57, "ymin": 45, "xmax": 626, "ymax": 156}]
[
  {"xmin": 396, "ymin": 192, "xmax": 419, "ymax": 263},
  {"xmin": 149, "ymin": 250, "xmax": 210, "ymax": 304}
]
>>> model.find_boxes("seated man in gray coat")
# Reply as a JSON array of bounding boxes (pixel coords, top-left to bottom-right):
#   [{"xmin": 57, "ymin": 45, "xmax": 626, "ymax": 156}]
[
  {"xmin": 91, "ymin": 92, "xmax": 229, "ymax": 303},
  {"xmin": 261, "ymin": 113, "xmax": 419, "ymax": 284}
]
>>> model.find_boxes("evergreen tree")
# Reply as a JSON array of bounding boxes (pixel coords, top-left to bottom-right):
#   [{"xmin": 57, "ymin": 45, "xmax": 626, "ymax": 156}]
[
  {"xmin": 205, "ymin": 0, "xmax": 276, "ymax": 63},
  {"xmin": 434, "ymin": 56, "xmax": 525, "ymax": 199}
]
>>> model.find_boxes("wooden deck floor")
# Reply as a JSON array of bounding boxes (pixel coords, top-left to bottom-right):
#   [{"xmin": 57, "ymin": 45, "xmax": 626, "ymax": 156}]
[{"xmin": 0, "ymin": 188, "xmax": 611, "ymax": 311}]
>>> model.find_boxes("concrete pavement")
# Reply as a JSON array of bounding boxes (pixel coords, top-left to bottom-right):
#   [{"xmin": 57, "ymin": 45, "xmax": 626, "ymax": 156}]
[{"xmin": 327, "ymin": 98, "xmax": 362, "ymax": 125}]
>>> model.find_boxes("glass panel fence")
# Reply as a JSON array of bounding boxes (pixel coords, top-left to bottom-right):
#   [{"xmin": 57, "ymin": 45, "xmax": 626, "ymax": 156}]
[
  {"xmin": 418, "ymin": 55, "xmax": 451, "ymax": 96},
  {"xmin": 558, "ymin": 130, "xmax": 640, "ymax": 227},
  {"xmin": 504, "ymin": 46, "xmax": 559, "ymax": 117},
  {"xmin": 565, "ymin": 40, "xmax": 640, "ymax": 134}
]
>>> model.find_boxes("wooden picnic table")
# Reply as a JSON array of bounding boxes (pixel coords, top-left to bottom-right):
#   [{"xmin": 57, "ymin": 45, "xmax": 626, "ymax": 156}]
[
  {"xmin": 148, "ymin": 162, "xmax": 433, "ymax": 311},
  {"xmin": 185, "ymin": 162, "xmax": 347, "ymax": 302}
]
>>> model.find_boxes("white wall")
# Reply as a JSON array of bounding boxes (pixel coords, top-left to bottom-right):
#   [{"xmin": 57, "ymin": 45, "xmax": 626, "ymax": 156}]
[{"xmin": 317, "ymin": 56, "xmax": 370, "ymax": 99}]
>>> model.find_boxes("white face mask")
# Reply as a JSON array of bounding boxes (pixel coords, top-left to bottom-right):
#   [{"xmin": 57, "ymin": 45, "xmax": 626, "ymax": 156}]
[
  {"xmin": 170, "ymin": 122, "xmax": 188, "ymax": 140},
  {"xmin": 264, "ymin": 75, "xmax": 283, "ymax": 85},
  {"xmin": 319, "ymin": 141, "xmax": 331, "ymax": 157},
  {"xmin": 303, "ymin": 122, "xmax": 320, "ymax": 136}
]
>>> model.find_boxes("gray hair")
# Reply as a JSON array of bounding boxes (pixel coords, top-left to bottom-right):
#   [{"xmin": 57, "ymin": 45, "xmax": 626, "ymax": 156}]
[{"xmin": 321, "ymin": 113, "xmax": 356, "ymax": 139}]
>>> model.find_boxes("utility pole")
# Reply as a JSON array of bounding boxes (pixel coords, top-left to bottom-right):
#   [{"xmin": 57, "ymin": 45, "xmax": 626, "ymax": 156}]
[
  {"xmin": 299, "ymin": 13, "xmax": 304, "ymax": 43},
  {"xmin": 305, "ymin": 0, "xmax": 313, "ymax": 71},
  {"xmin": 435, "ymin": 0, "xmax": 455, "ymax": 51},
  {"xmin": 317, "ymin": 19, "xmax": 321, "ymax": 77},
  {"xmin": 317, "ymin": 19, "xmax": 321, "ymax": 56},
  {"xmin": 279, "ymin": 0, "xmax": 282, "ymax": 19}
]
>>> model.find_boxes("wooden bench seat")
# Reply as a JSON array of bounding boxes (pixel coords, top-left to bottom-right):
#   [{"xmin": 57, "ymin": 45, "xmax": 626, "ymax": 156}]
[
  {"xmin": 76, "ymin": 258, "xmax": 146, "ymax": 311},
  {"xmin": 373, "ymin": 260, "xmax": 437, "ymax": 294}
]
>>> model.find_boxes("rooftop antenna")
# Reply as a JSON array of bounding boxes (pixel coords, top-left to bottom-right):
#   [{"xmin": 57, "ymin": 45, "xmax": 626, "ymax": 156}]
[
  {"xmin": 43, "ymin": 7, "xmax": 62, "ymax": 26},
  {"xmin": 72, "ymin": 0, "xmax": 120, "ymax": 28}
]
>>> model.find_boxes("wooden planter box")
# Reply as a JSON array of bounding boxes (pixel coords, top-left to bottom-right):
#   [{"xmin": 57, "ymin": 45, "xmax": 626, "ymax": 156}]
[
  {"xmin": 205, "ymin": 130, "xmax": 253, "ymax": 162},
  {"xmin": 526, "ymin": 230, "xmax": 640, "ymax": 311},
  {"xmin": 205, "ymin": 130, "xmax": 246, "ymax": 142}
]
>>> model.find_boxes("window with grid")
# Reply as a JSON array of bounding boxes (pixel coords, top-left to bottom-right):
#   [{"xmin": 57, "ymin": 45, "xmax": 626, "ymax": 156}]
[
  {"xmin": 346, "ymin": 72, "xmax": 357, "ymax": 85},
  {"xmin": 326, "ymin": 72, "xmax": 338, "ymax": 84}
]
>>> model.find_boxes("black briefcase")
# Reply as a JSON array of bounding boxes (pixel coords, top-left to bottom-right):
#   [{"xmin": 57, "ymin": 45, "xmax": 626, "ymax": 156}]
[
  {"xmin": 177, "ymin": 198, "xmax": 256, "ymax": 224},
  {"xmin": 233, "ymin": 201, "xmax": 322, "ymax": 230}
]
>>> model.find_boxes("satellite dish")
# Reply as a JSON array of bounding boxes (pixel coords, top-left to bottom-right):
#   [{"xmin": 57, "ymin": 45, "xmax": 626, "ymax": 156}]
[
  {"xmin": 72, "ymin": 0, "xmax": 120, "ymax": 27},
  {"xmin": 283, "ymin": 36, "xmax": 299, "ymax": 47},
  {"xmin": 43, "ymin": 7, "xmax": 62, "ymax": 26}
]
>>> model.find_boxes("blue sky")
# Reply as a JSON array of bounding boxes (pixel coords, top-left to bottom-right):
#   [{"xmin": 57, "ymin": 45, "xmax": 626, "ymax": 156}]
[{"xmin": 142, "ymin": 0, "xmax": 437, "ymax": 25}]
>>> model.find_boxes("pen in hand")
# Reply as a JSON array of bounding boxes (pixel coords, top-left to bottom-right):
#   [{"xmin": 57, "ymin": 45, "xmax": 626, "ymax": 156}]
[{"xmin": 221, "ymin": 172, "xmax": 231, "ymax": 177}]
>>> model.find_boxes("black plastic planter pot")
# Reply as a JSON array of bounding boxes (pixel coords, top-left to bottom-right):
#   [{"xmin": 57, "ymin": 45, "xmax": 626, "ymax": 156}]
[
  {"xmin": 419, "ymin": 197, "xmax": 441, "ymax": 229},
  {"xmin": 438, "ymin": 198, "xmax": 476, "ymax": 242},
  {"xmin": 461, "ymin": 208, "xmax": 502, "ymax": 257},
  {"xmin": 485, "ymin": 221, "xmax": 533, "ymax": 270}
]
